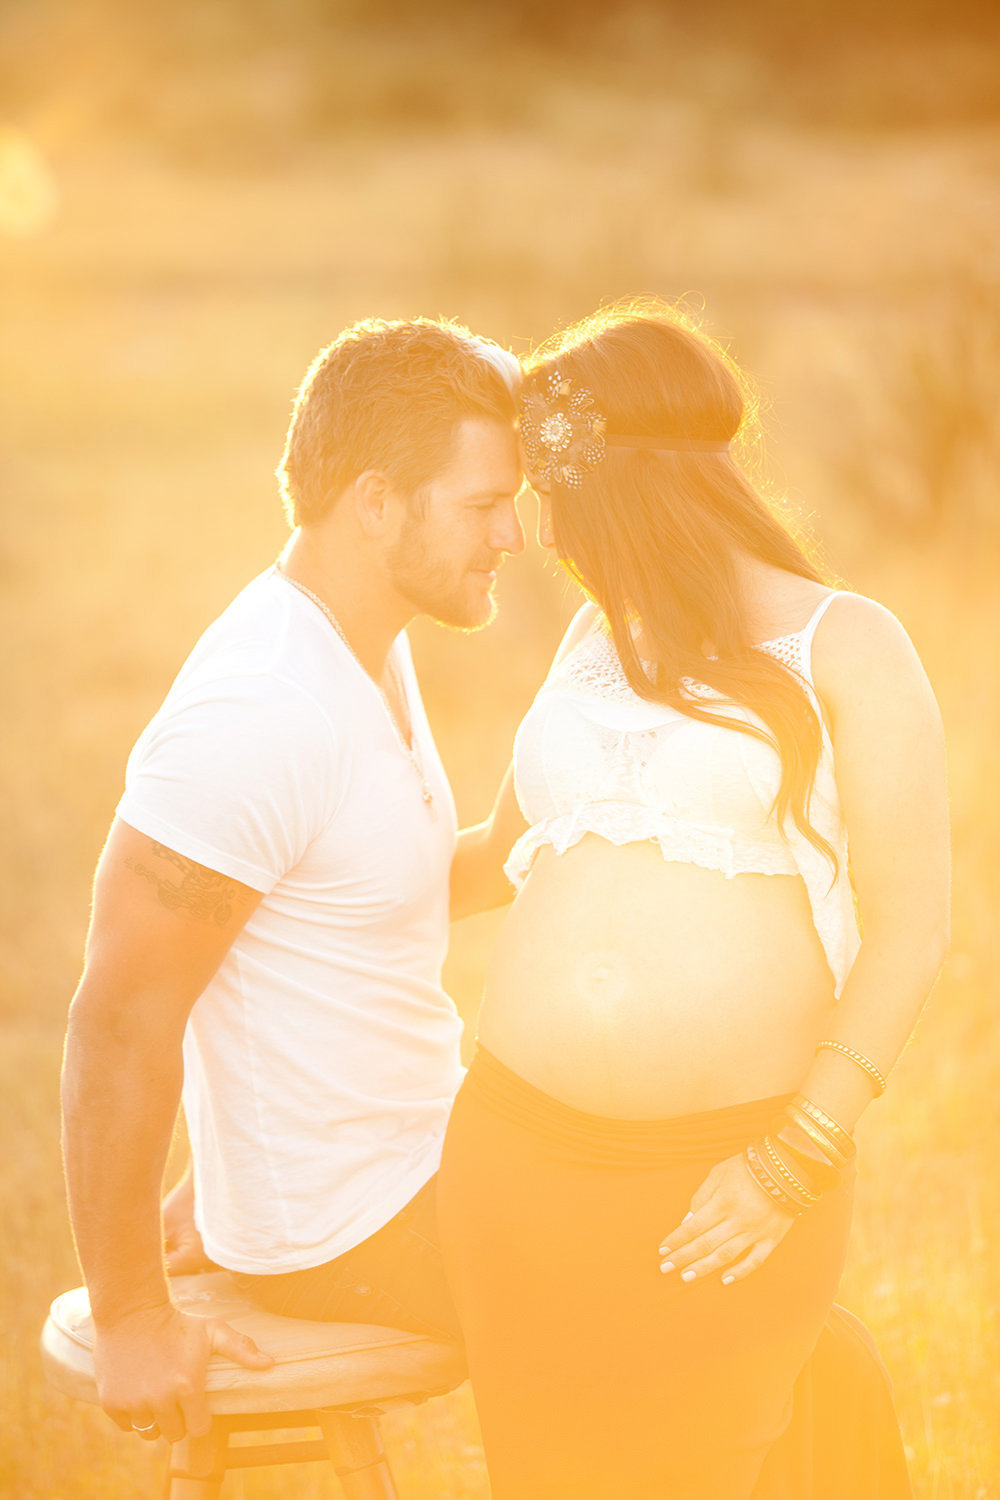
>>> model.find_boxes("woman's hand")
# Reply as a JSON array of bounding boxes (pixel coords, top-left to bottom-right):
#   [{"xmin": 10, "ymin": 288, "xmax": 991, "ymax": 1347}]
[{"xmin": 658, "ymin": 1153, "xmax": 796, "ymax": 1285}]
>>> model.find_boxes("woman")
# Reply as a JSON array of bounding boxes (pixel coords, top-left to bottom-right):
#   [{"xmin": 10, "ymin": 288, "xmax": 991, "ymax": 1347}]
[{"xmin": 439, "ymin": 303, "xmax": 950, "ymax": 1499}]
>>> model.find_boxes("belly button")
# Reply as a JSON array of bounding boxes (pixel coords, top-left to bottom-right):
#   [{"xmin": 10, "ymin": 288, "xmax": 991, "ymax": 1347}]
[{"xmin": 577, "ymin": 953, "xmax": 629, "ymax": 1007}]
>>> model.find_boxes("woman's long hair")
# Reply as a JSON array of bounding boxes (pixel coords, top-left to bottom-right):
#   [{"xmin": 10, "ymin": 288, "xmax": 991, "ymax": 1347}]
[{"xmin": 524, "ymin": 300, "xmax": 836, "ymax": 867}]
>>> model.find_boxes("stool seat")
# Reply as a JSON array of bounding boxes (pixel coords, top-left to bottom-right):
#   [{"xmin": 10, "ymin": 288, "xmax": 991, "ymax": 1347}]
[{"xmin": 42, "ymin": 1271, "xmax": 467, "ymax": 1417}]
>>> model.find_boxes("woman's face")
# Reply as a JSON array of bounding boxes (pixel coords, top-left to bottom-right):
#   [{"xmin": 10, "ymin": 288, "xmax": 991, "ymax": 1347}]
[{"xmin": 523, "ymin": 466, "xmax": 556, "ymax": 550}]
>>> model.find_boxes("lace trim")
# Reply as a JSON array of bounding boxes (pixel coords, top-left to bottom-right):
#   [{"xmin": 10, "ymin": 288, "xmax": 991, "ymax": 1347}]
[
  {"xmin": 515, "ymin": 617, "xmax": 859, "ymax": 996},
  {"xmin": 556, "ymin": 631, "xmax": 649, "ymax": 701},
  {"xmin": 503, "ymin": 804, "xmax": 859, "ymax": 997},
  {"xmin": 757, "ymin": 633, "xmax": 806, "ymax": 673},
  {"xmin": 503, "ymin": 802, "xmax": 799, "ymax": 889},
  {"xmin": 556, "ymin": 628, "xmax": 806, "ymax": 703}
]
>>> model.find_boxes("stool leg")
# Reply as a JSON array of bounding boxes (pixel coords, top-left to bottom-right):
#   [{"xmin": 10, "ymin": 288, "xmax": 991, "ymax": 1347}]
[
  {"xmin": 165, "ymin": 1476, "xmax": 222, "ymax": 1500},
  {"xmin": 164, "ymin": 1422, "xmax": 228, "ymax": 1500},
  {"xmin": 319, "ymin": 1411, "xmax": 399, "ymax": 1500}
]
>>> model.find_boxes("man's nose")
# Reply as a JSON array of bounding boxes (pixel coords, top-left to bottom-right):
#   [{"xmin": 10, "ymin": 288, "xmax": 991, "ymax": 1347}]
[{"xmin": 493, "ymin": 499, "xmax": 526, "ymax": 557}]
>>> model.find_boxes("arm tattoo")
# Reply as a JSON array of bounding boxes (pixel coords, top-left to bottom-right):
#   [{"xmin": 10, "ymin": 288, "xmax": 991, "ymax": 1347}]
[{"xmin": 125, "ymin": 844, "xmax": 250, "ymax": 926}]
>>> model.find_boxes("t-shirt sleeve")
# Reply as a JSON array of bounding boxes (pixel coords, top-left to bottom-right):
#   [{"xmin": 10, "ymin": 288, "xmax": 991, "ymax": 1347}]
[{"xmin": 116, "ymin": 673, "xmax": 341, "ymax": 893}]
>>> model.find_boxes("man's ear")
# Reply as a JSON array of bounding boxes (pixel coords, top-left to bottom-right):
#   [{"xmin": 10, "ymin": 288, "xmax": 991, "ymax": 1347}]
[{"xmin": 352, "ymin": 469, "xmax": 403, "ymax": 539}]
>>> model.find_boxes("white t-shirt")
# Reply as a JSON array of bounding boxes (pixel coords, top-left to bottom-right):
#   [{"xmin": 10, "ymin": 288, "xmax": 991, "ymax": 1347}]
[{"xmin": 117, "ymin": 567, "xmax": 462, "ymax": 1273}]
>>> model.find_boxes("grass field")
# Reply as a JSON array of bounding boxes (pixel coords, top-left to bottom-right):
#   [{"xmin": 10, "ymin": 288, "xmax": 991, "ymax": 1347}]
[{"xmin": 1, "ymin": 30, "xmax": 999, "ymax": 1497}]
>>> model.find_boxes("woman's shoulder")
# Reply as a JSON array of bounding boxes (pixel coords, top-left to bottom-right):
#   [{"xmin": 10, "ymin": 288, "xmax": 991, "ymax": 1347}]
[
  {"xmin": 813, "ymin": 591, "xmax": 917, "ymax": 660},
  {"xmin": 549, "ymin": 601, "xmax": 602, "ymax": 672},
  {"xmin": 810, "ymin": 591, "xmax": 937, "ymax": 724}
]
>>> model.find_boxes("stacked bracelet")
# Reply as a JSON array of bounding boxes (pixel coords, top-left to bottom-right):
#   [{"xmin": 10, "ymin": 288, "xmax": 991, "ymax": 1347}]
[
  {"xmin": 743, "ymin": 1095, "xmax": 857, "ymax": 1217},
  {"xmin": 768, "ymin": 1116, "xmax": 843, "ymax": 1193},
  {"xmin": 742, "ymin": 1140, "xmax": 806, "ymax": 1216},
  {"xmin": 761, "ymin": 1137, "xmax": 821, "ymax": 1206},
  {"xmin": 784, "ymin": 1103, "xmax": 852, "ymax": 1172},
  {"xmin": 815, "ymin": 1040, "xmax": 887, "ymax": 1097},
  {"xmin": 791, "ymin": 1094, "xmax": 856, "ymax": 1158}
]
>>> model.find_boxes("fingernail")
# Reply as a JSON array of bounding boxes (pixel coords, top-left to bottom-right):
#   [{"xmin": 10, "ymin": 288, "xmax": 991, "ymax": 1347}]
[
  {"xmin": 681, "ymin": 1269, "xmax": 697, "ymax": 1282},
  {"xmin": 660, "ymin": 1261, "xmax": 675, "ymax": 1274},
  {"xmin": 658, "ymin": 1244, "xmax": 671, "ymax": 1255},
  {"xmin": 722, "ymin": 1275, "xmax": 735, "ymax": 1285}
]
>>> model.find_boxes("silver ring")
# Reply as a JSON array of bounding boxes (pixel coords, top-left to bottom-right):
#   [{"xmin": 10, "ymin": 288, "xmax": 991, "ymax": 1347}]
[{"xmin": 131, "ymin": 1420, "xmax": 158, "ymax": 1434}]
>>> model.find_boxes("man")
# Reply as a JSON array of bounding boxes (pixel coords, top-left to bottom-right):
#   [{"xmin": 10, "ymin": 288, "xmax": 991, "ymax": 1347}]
[{"xmin": 61, "ymin": 317, "xmax": 525, "ymax": 1448}]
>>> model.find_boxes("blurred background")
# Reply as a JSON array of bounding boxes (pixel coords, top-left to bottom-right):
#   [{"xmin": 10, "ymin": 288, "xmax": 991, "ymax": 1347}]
[{"xmin": 1, "ymin": 1, "xmax": 998, "ymax": 1495}]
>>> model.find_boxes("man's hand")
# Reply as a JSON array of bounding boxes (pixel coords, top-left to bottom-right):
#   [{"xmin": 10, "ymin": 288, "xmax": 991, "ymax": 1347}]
[
  {"xmin": 162, "ymin": 1171, "xmax": 217, "ymax": 1277},
  {"xmin": 163, "ymin": 1217, "xmax": 217, "ymax": 1278},
  {"xmin": 95, "ymin": 1302, "xmax": 273, "ymax": 1444}
]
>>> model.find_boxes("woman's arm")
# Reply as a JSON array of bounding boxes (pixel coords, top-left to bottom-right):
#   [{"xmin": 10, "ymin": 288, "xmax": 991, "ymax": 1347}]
[
  {"xmin": 789, "ymin": 592, "xmax": 950, "ymax": 1128},
  {"xmin": 656, "ymin": 593, "xmax": 950, "ymax": 1283},
  {"xmin": 449, "ymin": 601, "xmax": 600, "ymax": 922}
]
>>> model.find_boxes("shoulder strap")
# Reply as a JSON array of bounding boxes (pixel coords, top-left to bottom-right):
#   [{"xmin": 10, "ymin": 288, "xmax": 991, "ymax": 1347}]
[
  {"xmin": 799, "ymin": 591, "xmax": 845, "ymax": 686},
  {"xmin": 800, "ymin": 590, "xmax": 840, "ymax": 645}
]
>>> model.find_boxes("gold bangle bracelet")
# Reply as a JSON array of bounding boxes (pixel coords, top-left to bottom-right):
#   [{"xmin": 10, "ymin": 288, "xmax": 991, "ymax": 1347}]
[
  {"xmin": 784, "ymin": 1104, "xmax": 850, "ymax": 1170},
  {"xmin": 743, "ymin": 1142, "xmax": 805, "ymax": 1217},
  {"xmin": 792, "ymin": 1094, "xmax": 856, "ymax": 1158},
  {"xmin": 815, "ymin": 1040, "xmax": 887, "ymax": 1097},
  {"xmin": 761, "ymin": 1137, "xmax": 821, "ymax": 1205},
  {"xmin": 770, "ymin": 1120, "xmax": 843, "ymax": 1193}
]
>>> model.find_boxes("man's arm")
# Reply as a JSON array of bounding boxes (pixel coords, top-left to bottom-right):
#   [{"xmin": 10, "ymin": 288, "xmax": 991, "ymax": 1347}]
[
  {"xmin": 450, "ymin": 601, "xmax": 600, "ymax": 922},
  {"xmin": 62, "ymin": 818, "xmax": 273, "ymax": 1445},
  {"xmin": 162, "ymin": 1160, "xmax": 216, "ymax": 1276},
  {"xmin": 450, "ymin": 763, "xmax": 526, "ymax": 921}
]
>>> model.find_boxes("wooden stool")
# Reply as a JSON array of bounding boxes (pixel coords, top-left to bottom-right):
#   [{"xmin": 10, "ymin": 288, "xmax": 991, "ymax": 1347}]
[{"xmin": 41, "ymin": 1270, "xmax": 467, "ymax": 1498}]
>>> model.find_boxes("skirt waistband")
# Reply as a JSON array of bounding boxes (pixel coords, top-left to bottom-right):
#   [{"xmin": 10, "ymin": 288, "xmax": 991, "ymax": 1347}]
[{"xmin": 464, "ymin": 1047, "xmax": 793, "ymax": 1166}]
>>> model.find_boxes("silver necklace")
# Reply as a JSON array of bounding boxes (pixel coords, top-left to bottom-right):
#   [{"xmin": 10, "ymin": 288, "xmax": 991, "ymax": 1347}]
[{"xmin": 276, "ymin": 564, "xmax": 435, "ymax": 814}]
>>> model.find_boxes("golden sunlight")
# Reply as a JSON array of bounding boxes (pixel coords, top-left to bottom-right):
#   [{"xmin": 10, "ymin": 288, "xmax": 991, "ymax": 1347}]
[
  {"xmin": 3, "ymin": 2, "xmax": 998, "ymax": 1497},
  {"xmin": 0, "ymin": 128, "xmax": 58, "ymax": 237}
]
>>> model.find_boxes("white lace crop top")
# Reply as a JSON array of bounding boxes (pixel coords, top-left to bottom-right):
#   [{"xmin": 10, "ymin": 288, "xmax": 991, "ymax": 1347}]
[{"xmin": 505, "ymin": 593, "xmax": 860, "ymax": 997}]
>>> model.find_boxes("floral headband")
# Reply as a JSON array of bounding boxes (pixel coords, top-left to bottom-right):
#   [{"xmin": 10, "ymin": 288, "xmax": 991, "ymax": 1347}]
[{"xmin": 519, "ymin": 369, "xmax": 730, "ymax": 488}]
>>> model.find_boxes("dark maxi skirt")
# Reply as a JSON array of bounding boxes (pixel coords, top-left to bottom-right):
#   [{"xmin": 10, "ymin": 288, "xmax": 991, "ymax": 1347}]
[{"xmin": 437, "ymin": 1048, "xmax": 912, "ymax": 1500}]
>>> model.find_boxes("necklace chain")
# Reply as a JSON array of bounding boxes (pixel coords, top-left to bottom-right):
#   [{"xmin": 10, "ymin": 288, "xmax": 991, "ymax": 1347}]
[{"xmin": 275, "ymin": 564, "xmax": 435, "ymax": 813}]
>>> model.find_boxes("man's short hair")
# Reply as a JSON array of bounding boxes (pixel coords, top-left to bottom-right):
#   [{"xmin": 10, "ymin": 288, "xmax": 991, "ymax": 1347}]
[{"xmin": 277, "ymin": 318, "xmax": 520, "ymax": 525}]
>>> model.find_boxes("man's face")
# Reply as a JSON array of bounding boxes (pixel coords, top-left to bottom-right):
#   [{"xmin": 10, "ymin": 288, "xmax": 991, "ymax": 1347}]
[{"xmin": 386, "ymin": 417, "xmax": 525, "ymax": 630}]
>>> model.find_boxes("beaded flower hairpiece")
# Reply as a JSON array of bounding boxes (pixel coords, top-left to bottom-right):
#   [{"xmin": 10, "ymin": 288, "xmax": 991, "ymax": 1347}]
[
  {"xmin": 519, "ymin": 371, "xmax": 607, "ymax": 489},
  {"xmin": 519, "ymin": 369, "xmax": 731, "ymax": 488}
]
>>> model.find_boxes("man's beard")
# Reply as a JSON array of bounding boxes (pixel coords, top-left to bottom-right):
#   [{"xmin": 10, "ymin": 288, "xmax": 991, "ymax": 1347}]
[{"xmin": 387, "ymin": 518, "xmax": 497, "ymax": 632}]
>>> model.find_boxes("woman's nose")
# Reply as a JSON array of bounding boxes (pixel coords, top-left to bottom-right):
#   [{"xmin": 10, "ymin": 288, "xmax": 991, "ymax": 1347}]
[
  {"xmin": 535, "ymin": 495, "xmax": 555, "ymax": 549},
  {"xmin": 493, "ymin": 500, "xmax": 525, "ymax": 556}
]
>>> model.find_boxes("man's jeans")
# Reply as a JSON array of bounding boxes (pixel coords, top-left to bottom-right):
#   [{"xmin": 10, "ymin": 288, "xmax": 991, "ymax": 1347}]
[{"xmin": 231, "ymin": 1176, "xmax": 462, "ymax": 1341}]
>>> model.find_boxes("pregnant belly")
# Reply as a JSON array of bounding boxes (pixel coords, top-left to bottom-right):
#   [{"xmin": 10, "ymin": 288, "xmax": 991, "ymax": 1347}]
[{"xmin": 478, "ymin": 836, "xmax": 837, "ymax": 1118}]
